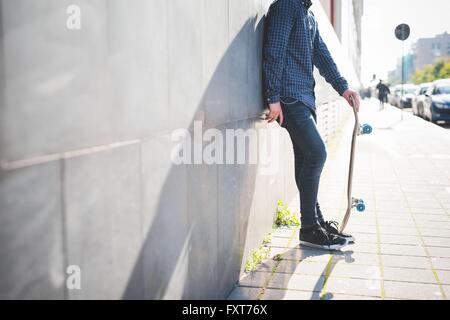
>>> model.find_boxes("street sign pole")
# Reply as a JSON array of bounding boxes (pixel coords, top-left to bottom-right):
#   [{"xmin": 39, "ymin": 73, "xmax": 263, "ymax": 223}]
[
  {"xmin": 395, "ymin": 23, "xmax": 410, "ymax": 122},
  {"xmin": 401, "ymin": 41, "xmax": 404, "ymax": 121}
]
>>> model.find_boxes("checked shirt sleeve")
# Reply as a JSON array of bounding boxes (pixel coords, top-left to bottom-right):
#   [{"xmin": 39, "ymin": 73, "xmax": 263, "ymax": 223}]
[
  {"xmin": 313, "ymin": 24, "xmax": 349, "ymax": 96},
  {"xmin": 263, "ymin": 1, "xmax": 297, "ymax": 104}
]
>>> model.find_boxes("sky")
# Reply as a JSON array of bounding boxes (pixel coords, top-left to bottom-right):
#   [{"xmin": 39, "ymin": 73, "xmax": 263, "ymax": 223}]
[{"xmin": 361, "ymin": 0, "xmax": 450, "ymax": 85}]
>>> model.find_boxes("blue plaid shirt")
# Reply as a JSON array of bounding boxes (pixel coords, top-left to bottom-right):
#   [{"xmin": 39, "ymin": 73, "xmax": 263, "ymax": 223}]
[{"xmin": 263, "ymin": 0, "xmax": 349, "ymax": 109}]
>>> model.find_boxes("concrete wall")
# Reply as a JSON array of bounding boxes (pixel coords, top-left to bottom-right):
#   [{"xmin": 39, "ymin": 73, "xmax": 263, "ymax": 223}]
[{"xmin": 0, "ymin": 0, "xmax": 359, "ymax": 299}]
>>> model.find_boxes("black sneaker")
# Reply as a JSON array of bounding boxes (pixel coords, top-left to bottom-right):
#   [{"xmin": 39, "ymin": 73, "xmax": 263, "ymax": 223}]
[
  {"xmin": 299, "ymin": 225, "xmax": 348, "ymax": 250},
  {"xmin": 321, "ymin": 220, "xmax": 355, "ymax": 243}
]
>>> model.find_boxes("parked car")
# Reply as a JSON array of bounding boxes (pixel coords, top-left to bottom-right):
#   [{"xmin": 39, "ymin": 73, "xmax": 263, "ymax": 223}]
[
  {"xmin": 412, "ymin": 82, "xmax": 432, "ymax": 117},
  {"xmin": 398, "ymin": 84, "xmax": 419, "ymax": 108},
  {"xmin": 422, "ymin": 79, "xmax": 450, "ymax": 123},
  {"xmin": 388, "ymin": 85, "xmax": 402, "ymax": 107}
]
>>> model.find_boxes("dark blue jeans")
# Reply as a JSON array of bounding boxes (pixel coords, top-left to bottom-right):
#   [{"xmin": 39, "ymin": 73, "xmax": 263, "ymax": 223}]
[{"xmin": 280, "ymin": 97, "xmax": 327, "ymax": 228}]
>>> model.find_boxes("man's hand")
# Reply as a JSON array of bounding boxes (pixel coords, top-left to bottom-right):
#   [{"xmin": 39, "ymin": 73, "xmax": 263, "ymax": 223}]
[
  {"xmin": 342, "ymin": 89, "xmax": 360, "ymax": 112},
  {"xmin": 267, "ymin": 102, "xmax": 284, "ymax": 126}
]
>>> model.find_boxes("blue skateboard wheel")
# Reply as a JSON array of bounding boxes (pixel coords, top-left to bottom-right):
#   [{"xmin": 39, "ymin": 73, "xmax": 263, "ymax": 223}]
[
  {"xmin": 361, "ymin": 124, "xmax": 372, "ymax": 135},
  {"xmin": 356, "ymin": 203, "xmax": 366, "ymax": 212}
]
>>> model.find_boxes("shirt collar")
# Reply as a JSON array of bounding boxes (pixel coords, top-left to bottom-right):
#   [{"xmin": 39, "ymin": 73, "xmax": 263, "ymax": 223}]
[{"xmin": 302, "ymin": 0, "xmax": 312, "ymax": 9}]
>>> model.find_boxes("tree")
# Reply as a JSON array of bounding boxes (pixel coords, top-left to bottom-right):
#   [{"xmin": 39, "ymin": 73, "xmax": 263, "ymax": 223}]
[
  {"xmin": 411, "ymin": 58, "xmax": 450, "ymax": 84},
  {"xmin": 439, "ymin": 60, "xmax": 450, "ymax": 79}
]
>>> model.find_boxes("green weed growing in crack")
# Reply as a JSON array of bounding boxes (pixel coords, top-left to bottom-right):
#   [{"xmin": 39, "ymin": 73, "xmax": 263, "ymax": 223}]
[
  {"xmin": 273, "ymin": 254, "xmax": 283, "ymax": 262},
  {"xmin": 275, "ymin": 200, "xmax": 300, "ymax": 227},
  {"xmin": 262, "ymin": 233, "xmax": 273, "ymax": 245},
  {"xmin": 245, "ymin": 246, "xmax": 271, "ymax": 273},
  {"xmin": 245, "ymin": 232, "xmax": 273, "ymax": 273}
]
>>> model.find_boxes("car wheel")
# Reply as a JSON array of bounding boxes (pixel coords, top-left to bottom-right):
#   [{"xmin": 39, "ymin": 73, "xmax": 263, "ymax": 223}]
[{"xmin": 430, "ymin": 113, "xmax": 436, "ymax": 124}]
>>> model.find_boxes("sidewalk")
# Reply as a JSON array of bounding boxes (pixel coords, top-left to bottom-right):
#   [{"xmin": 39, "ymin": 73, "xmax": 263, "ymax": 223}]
[{"xmin": 228, "ymin": 99, "xmax": 450, "ymax": 300}]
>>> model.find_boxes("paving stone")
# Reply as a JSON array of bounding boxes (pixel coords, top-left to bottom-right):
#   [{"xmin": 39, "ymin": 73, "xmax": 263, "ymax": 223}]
[
  {"xmin": 333, "ymin": 252, "xmax": 379, "ymax": 266},
  {"xmin": 383, "ymin": 281, "xmax": 443, "ymax": 300},
  {"xmin": 269, "ymin": 237, "xmax": 298, "ymax": 249},
  {"xmin": 430, "ymin": 257, "xmax": 450, "ymax": 271},
  {"xmin": 348, "ymin": 232, "xmax": 378, "ymax": 243},
  {"xmin": 262, "ymin": 288, "xmax": 320, "ymax": 300},
  {"xmin": 254, "ymin": 260, "xmax": 277, "ymax": 273},
  {"xmin": 379, "ymin": 234, "xmax": 421, "ymax": 246},
  {"xmin": 435, "ymin": 270, "xmax": 450, "ymax": 285},
  {"xmin": 227, "ymin": 286, "xmax": 261, "ymax": 300},
  {"xmin": 238, "ymin": 272, "xmax": 271, "ymax": 288},
  {"xmin": 322, "ymin": 293, "xmax": 382, "ymax": 300},
  {"xmin": 426, "ymin": 246, "xmax": 450, "ymax": 258},
  {"xmin": 383, "ymin": 267, "xmax": 437, "ymax": 284},
  {"xmin": 272, "ymin": 228, "xmax": 297, "ymax": 239},
  {"xmin": 442, "ymin": 285, "xmax": 450, "ymax": 299},
  {"xmin": 407, "ymin": 200, "xmax": 443, "ymax": 209},
  {"xmin": 274, "ymin": 260, "xmax": 329, "ymax": 276},
  {"xmin": 419, "ymin": 228, "xmax": 450, "ymax": 238},
  {"xmin": 324, "ymin": 277, "xmax": 381, "ymax": 297},
  {"xmin": 416, "ymin": 221, "xmax": 450, "ymax": 229},
  {"xmin": 377, "ymin": 219, "xmax": 416, "ymax": 228},
  {"xmin": 410, "ymin": 208, "xmax": 445, "ymax": 214},
  {"xmin": 381, "ymin": 255, "xmax": 430, "ymax": 269},
  {"xmin": 378, "ymin": 225, "xmax": 419, "ymax": 236},
  {"xmin": 327, "ymin": 263, "xmax": 381, "ymax": 280},
  {"xmin": 412, "ymin": 213, "xmax": 450, "ymax": 221},
  {"xmin": 277, "ymin": 247, "xmax": 333, "ymax": 263},
  {"xmin": 268, "ymin": 273, "xmax": 325, "ymax": 292},
  {"xmin": 380, "ymin": 244, "xmax": 427, "ymax": 257},
  {"xmin": 346, "ymin": 242, "xmax": 378, "ymax": 254},
  {"xmin": 344, "ymin": 225, "xmax": 377, "ymax": 234},
  {"xmin": 423, "ymin": 237, "xmax": 450, "ymax": 248}
]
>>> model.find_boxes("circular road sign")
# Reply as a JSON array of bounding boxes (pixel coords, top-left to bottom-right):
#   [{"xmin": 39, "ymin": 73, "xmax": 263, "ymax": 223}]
[{"xmin": 395, "ymin": 24, "xmax": 410, "ymax": 41}]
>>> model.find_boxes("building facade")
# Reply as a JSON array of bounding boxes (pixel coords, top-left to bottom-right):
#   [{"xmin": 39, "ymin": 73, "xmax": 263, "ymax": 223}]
[
  {"xmin": 414, "ymin": 32, "xmax": 450, "ymax": 71},
  {"xmin": 320, "ymin": 0, "xmax": 364, "ymax": 79}
]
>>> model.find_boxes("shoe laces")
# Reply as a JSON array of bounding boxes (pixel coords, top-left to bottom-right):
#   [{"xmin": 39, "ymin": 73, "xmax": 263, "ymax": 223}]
[{"xmin": 325, "ymin": 220, "xmax": 340, "ymax": 233}]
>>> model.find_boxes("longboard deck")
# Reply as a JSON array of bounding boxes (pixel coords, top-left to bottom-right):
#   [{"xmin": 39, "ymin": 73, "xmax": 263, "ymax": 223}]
[{"xmin": 340, "ymin": 100, "xmax": 359, "ymax": 233}]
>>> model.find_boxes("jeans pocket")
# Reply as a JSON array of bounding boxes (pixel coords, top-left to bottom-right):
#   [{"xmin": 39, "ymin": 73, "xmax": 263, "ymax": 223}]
[{"xmin": 280, "ymin": 97, "xmax": 300, "ymax": 105}]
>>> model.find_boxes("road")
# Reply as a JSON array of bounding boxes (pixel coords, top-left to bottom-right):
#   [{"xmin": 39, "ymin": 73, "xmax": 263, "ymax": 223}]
[{"xmin": 400, "ymin": 107, "xmax": 450, "ymax": 130}]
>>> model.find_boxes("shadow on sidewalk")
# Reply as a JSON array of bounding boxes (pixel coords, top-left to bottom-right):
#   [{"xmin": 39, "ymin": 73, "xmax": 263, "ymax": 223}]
[{"xmin": 237, "ymin": 245, "xmax": 354, "ymax": 300}]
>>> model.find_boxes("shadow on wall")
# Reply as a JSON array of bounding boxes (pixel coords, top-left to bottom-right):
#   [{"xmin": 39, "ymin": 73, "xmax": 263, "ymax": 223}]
[{"xmin": 121, "ymin": 16, "xmax": 268, "ymax": 299}]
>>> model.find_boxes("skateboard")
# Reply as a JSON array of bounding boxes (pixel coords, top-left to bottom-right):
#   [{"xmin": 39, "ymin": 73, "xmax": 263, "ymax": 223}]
[{"xmin": 339, "ymin": 97, "xmax": 372, "ymax": 233}]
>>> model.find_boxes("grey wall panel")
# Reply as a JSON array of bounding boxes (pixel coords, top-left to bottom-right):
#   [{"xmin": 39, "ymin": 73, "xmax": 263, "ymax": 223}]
[
  {"xmin": 202, "ymin": 0, "xmax": 231, "ymax": 128},
  {"xmin": 105, "ymin": 0, "xmax": 169, "ymax": 140},
  {"xmin": 0, "ymin": 162, "xmax": 64, "ymax": 299},
  {"xmin": 167, "ymin": 0, "xmax": 204, "ymax": 131},
  {"xmin": 64, "ymin": 144, "xmax": 143, "ymax": 299},
  {"xmin": 185, "ymin": 162, "xmax": 219, "ymax": 299},
  {"xmin": 228, "ymin": 0, "xmax": 251, "ymax": 122},
  {"xmin": 217, "ymin": 154, "xmax": 241, "ymax": 297},
  {"xmin": 0, "ymin": 0, "xmax": 111, "ymax": 162},
  {"xmin": 135, "ymin": 135, "xmax": 190, "ymax": 300},
  {"xmin": 247, "ymin": 2, "xmax": 266, "ymax": 119}
]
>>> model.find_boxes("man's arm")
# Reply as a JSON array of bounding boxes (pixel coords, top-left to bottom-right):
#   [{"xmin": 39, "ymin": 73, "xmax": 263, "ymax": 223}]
[
  {"xmin": 313, "ymin": 23, "xmax": 360, "ymax": 110},
  {"xmin": 262, "ymin": 0, "xmax": 297, "ymax": 105}
]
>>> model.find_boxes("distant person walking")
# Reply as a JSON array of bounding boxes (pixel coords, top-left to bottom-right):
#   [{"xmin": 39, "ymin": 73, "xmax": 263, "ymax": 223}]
[{"xmin": 376, "ymin": 80, "xmax": 390, "ymax": 110}]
